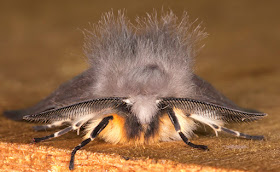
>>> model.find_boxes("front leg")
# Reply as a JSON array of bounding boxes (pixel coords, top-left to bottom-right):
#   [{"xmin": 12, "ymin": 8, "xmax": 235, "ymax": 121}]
[
  {"xmin": 166, "ymin": 107, "xmax": 208, "ymax": 150},
  {"xmin": 69, "ymin": 116, "xmax": 113, "ymax": 170}
]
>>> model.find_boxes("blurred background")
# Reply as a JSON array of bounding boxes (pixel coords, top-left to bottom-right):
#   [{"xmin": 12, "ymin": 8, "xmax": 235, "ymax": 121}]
[{"xmin": 0, "ymin": 0, "xmax": 279, "ymax": 171}]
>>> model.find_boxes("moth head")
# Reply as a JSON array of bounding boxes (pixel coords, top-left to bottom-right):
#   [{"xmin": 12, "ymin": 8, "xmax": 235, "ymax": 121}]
[{"xmin": 124, "ymin": 95, "xmax": 159, "ymax": 124}]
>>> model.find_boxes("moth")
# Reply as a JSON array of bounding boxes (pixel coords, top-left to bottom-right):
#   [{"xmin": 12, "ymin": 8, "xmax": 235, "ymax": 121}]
[{"xmin": 4, "ymin": 10, "xmax": 267, "ymax": 170}]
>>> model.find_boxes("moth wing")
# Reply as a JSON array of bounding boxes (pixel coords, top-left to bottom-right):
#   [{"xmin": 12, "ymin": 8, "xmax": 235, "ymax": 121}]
[
  {"xmin": 3, "ymin": 68, "xmax": 97, "ymax": 121},
  {"xmin": 161, "ymin": 97, "xmax": 266, "ymax": 124},
  {"xmin": 23, "ymin": 97, "xmax": 125, "ymax": 123},
  {"xmin": 161, "ymin": 75, "xmax": 266, "ymax": 123},
  {"xmin": 4, "ymin": 72, "xmax": 259, "ymax": 121},
  {"xmin": 191, "ymin": 74, "xmax": 257, "ymax": 112}
]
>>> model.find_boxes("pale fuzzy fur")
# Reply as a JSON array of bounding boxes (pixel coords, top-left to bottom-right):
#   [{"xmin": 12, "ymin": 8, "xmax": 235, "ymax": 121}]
[{"xmin": 83, "ymin": 10, "xmax": 207, "ymax": 124}]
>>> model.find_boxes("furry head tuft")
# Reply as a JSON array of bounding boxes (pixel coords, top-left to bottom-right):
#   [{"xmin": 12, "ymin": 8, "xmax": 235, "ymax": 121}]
[{"xmin": 83, "ymin": 10, "xmax": 207, "ymax": 124}]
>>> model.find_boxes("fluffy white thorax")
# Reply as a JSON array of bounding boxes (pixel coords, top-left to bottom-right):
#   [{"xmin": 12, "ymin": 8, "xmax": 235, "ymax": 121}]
[{"xmin": 129, "ymin": 95, "xmax": 158, "ymax": 124}]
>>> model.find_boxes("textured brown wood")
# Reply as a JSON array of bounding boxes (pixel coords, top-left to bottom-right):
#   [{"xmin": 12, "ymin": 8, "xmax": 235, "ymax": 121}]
[
  {"xmin": 1, "ymin": 142, "xmax": 243, "ymax": 172},
  {"xmin": 1, "ymin": 1, "xmax": 280, "ymax": 171}
]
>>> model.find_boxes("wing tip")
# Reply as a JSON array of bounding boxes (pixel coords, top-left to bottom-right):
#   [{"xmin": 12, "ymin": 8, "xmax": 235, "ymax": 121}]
[
  {"xmin": 253, "ymin": 112, "xmax": 268, "ymax": 118},
  {"xmin": 3, "ymin": 109, "xmax": 25, "ymax": 121}
]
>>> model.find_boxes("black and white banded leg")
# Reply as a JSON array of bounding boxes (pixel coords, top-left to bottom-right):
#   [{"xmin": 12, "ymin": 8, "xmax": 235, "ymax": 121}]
[
  {"xmin": 189, "ymin": 114, "xmax": 265, "ymax": 140},
  {"xmin": 33, "ymin": 120, "xmax": 69, "ymax": 131},
  {"xmin": 69, "ymin": 116, "xmax": 113, "ymax": 170},
  {"xmin": 33, "ymin": 120, "xmax": 87, "ymax": 143},
  {"xmin": 210, "ymin": 123, "xmax": 265, "ymax": 140},
  {"xmin": 167, "ymin": 108, "xmax": 208, "ymax": 150},
  {"xmin": 33, "ymin": 126, "xmax": 73, "ymax": 143}
]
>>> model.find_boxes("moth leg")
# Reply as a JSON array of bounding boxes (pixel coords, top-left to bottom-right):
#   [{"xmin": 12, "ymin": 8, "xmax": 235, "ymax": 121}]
[
  {"xmin": 167, "ymin": 108, "xmax": 208, "ymax": 150},
  {"xmin": 69, "ymin": 116, "xmax": 113, "ymax": 170},
  {"xmin": 33, "ymin": 126, "xmax": 73, "ymax": 143},
  {"xmin": 33, "ymin": 120, "xmax": 69, "ymax": 131},
  {"xmin": 73, "ymin": 116, "xmax": 96, "ymax": 136},
  {"xmin": 210, "ymin": 123, "xmax": 265, "ymax": 140},
  {"xmin": 189, "ymin": 114, "xmax": 265, "ymax": 140},
  {"xmin": 33, "ymin": 120, "xmax": 86, "ymax": 142}
]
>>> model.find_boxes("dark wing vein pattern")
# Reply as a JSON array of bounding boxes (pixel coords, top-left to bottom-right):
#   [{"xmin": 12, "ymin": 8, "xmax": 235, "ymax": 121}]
[
  {"xmin": 23, "ymin": 97, "xmax": 126, "ymax": 123},
  {"xmin": 160, "ymin": 98, "xmax": 267, "ymax": 122}
]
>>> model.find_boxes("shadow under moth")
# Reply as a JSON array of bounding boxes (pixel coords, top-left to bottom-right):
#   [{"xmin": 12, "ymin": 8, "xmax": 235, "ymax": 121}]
[{"xmin": 4, "ymin": 10, "xmax": 267, "ymax": 170}]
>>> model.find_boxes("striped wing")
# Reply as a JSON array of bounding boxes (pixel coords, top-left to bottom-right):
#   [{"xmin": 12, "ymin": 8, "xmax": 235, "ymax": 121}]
[
  {"xmin": 160, "ymin": 98, "xmax": 267, "ymax": 123},
  {"xmin": 23, "ymin": 97, "xmax": 126, "ymax": 123}
]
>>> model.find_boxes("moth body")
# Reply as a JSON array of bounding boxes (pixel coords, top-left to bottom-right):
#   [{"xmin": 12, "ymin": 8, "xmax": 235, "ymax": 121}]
[
  {"xmin": 84, "ymin": 108, "xmax": 196, "ymax": 144},
  {"xmin": 3, "ymin": 10, "xmax": 267, "ymax": 170}
]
